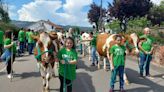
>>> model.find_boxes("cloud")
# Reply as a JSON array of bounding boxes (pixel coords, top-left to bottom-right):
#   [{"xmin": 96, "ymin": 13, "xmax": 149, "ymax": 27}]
[
  {"xmin": 8, "ymin": 5, "xmax": 17, "ymax": 19},
  {"xmin": 151, "ymin": 0, "xmax": 163, "ymax": 5},
  {"xmin": 17, "ymin": 0, "xmax": 93, "ymax": 27},
  {"xmin": 18, "ymin": 0, "xmax": 62, "ymax": 21}
]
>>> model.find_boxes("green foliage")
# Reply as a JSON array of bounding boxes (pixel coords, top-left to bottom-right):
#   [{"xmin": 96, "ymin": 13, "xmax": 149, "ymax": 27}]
[
  {"xmin": 128, "ymin": 17, "xmax": 151, "ymax": 28},
  {"xmin": 105, "ymin": 20, "xmax": 121, "ymax": 33},
  {"xmin": 148, "ymin": 1, "xmax": 164, "ymax": 26},
  {"xmin": 0, "ymin": 22, "xmax": 18, "ymax": 32},
  {"xmin": 108, "ymin": 0, "xmax": 152, "ymax": 32},
  {"xmin": 0, "ymin": 6, "xmax": 10, "ymax": 23}
]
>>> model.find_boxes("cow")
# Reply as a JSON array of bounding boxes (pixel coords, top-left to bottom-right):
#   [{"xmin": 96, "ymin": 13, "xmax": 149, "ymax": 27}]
[
  {"xmin": 96, "ymin": 32, "xmax": 139, "ymax": 85},
  {"xmin": 96, "ymin": 33, "xmax": 139, "ymax": 69},
  {"xmin": 32, "ymin": 31, "xmax": 60, "ymax": 92},
  {"xmin": 81, "ymin": 32, "xmax": 92, "ymax": 61}
]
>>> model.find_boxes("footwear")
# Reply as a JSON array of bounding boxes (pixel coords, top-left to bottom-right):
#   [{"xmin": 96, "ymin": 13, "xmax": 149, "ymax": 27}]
[
  {"xmin": 109, "ymin": 89, "xmax": 114, "ymax": 92},
  {"xmin": 7, "ymin": 74, "xmax": 13, "ymax": 79},
  {"xmin": 120, "ymin": 89, "xmax": 126, "ymax": 92},
  {"xmin": 146, "ymin": 75, "xmax": 154, "ymax": 80},
  {"xmin": 139, "ymin": 74, "xmax": 144, "ymax": 79},
  {"xmin": 91, "ymin": 63, "xmax": 95, "ymax": 66},
  {"xmin": 162, "ymin": 75, "xmax": 164, "ymax": 79}
]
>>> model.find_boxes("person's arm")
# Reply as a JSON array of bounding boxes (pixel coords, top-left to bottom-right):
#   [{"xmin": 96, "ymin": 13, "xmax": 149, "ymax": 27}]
[
  {"xmin": 4, "ymin": 42, "xmax": 14, "ymax": 49},
  {"xmin": 69, "ymin": 51, "xmax": 78, "ymax": 65},
  {"xmin": 149, "ymin": 46, "xmax": 154, "ymax": 55},
  {"xmin": 107, "ymin": 48, "xmax": 110, "ymax": 62},
  {"xmin": 138, "ymin": 40, "xmax": 147, "ymax": 54},
  {"xmin": 110, "ymin": 54, "xmax": 114, "ymax": 70},
  {"xmin": 69, "ymin": 60, "xmax": 77, "ymax": 64}
]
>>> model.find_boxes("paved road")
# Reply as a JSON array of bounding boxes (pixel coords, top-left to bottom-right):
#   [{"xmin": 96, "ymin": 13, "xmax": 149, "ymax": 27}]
[{"xmin": 0, "ymin": 53, "xmax": 164, "ymax": 92}]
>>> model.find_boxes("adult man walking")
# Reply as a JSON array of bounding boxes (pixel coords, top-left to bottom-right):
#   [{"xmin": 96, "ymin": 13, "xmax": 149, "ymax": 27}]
[{"xmin": 138, "ymin": 27, "xmax": 154, "ymax": 79}]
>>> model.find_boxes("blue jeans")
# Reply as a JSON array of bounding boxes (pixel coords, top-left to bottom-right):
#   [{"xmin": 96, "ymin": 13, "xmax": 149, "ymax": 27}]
[
  {"xmin": 110, "ymin": 66, "xmax": 124, "ymax": 89},
  {"xmin": 139, "ymin": 53, "xmax": 152, "ymax": 76},
  {"xmin": 19, "ymin": 42, "xmax": 24, "ymax": 53},
  {"xmin": 28, "ymin": 43, "xmax": 34, "ymax": 54},
  {"xmin": 1, "ymin": 49, "xmax": 11, "ymax": 64},
  {"xmin": 80, "ymin": 44, "xmax": 83, "ymax": 54},
  {"xmin": 91, "ymin": 47, "xmax": 98, "ymax": 64}
]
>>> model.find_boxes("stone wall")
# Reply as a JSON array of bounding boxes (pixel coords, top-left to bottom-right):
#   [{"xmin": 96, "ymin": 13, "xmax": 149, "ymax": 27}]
[{"xmin": 152, "ymin": 46, "xmax": 164, "ymax": 66}]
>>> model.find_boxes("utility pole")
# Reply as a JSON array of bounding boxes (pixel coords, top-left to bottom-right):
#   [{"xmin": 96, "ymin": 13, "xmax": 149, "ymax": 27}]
[{"xmin": 98, "ymin": 0, "xmax": 103, "ymax": 32}]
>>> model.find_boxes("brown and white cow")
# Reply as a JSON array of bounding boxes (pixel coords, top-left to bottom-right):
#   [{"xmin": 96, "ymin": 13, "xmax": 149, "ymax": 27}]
[
  {"xmin": 96, "ymin": 32, "xmax": 139, "ymax": 85},
  {"xmin": 33, "ymin": 31, "xmax": 60, "ymax": 91},
  {"xmin": 96, "ymin": 33, "xmax": 139, "ymax": 69}
]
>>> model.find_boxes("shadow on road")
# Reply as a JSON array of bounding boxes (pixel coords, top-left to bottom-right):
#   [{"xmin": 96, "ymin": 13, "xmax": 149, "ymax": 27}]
[
  {"xmin": 73, "ymin": 72, "xmax": 96, "ymax": 92},
  {"xmin": 77, "ymin": 58, "xmax": 98, "ymax": 72},
  {"xmin": 126, "ymin": 68, "xmax": 164, "ymax": 92},
  {"xmin": 14, "ymin": 72, "xmax": 40, "ymax": 79}
]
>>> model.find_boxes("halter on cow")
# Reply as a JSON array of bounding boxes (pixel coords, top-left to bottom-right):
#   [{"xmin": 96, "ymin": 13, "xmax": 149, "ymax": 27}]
[{"xmin": 33, "ymin": 31, "xmax": 59, "ymax": 91}]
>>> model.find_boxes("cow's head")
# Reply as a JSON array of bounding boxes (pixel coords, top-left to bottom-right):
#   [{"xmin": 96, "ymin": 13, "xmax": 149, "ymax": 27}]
[
  {"xmin": 33, "ymin": 32, "xmax": 58, "ymax": 64},
  {"xmin": 123, "ymin": 33, "xmax": 139, "ymax": 55}
]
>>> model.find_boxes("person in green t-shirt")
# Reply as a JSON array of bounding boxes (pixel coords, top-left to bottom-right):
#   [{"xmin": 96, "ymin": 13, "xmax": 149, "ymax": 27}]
[
  {"xmin": 0, "ymin": 29, "xmax": 4, "ymax": 56},
  {"xmin": 18, "ymin": 28, "xmax": 25, "ymax": 54},
  {"xmin": 27, "ymin": 29, "xmax": 35, "ymax": 55},
  {"xmin": 0, "ymin": 30, "xmax": 16, "ymax": 79},
  {"xmin": 89, "ymin": 32, "xmax": 98, "ymax": 66},
  {"xmin": 138, "ymin": 27, "xmax": 154, "ymax": 79},
  {"xmin": 109, "ymin": 35, "xmax": 126, "ymax": 92},
  {"xmin": 57, "ymin": 37, "xmax": 78, "ymax": 92}
]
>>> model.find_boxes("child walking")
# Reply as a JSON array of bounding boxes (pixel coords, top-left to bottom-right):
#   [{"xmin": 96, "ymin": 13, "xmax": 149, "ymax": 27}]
[
  {"xmin": 0, "ymin": 30, "xmax": 16, "ymax": 79},
  {"xmin": 57, "ymin": 37, "xmax": 78, "ymax": 92},
  {"xmin": 109, "ymin": 35, "xmax": 126, "ymax": 92}
]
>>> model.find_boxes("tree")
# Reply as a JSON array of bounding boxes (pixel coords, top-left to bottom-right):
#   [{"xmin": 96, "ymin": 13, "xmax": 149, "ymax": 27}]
[
  {"xmin": 88, "ymin": 2, "xmax": 106, "ymax": 32},
  {"xmin": 128, "ymin": 17, "xmax": 151, "ymax": 28},
  {"xmin": 108, "ymin": 0, "xmax": 152, "ymax": 32},
  {"xmin": 148, "ymin": 1, "xmax": 164, "ymax": 26},
  {"xmin": 0, "ymin": 0, "xmax": 10, "ymax": 23}
]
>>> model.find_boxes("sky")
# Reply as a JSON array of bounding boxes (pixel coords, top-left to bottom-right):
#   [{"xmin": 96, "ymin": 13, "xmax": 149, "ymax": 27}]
[{"xmin": 4, "ymin": 0, "xmax": 164, "ymax": 27}]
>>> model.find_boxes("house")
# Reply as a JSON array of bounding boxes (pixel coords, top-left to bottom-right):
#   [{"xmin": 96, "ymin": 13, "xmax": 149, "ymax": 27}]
[{"xmin": 26, "ymin": 20, "xmax": 64, "ymax": 32}]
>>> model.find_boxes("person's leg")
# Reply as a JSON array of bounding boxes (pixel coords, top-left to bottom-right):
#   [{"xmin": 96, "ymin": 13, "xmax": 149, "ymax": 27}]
[
  {"xmin": 0, "ymin": 44, "xmax": 3, "ymax": 56},
  {"xmin": 6, "ymin": 54, "xmax": 15, "ymax": 74},
  {"xmin": 110, "ymin": 67, "xmax": 118, "ymax": 90},
  {"xmin": 30, "ymin": 43, "xmax": 34, "ymax": 54},
  {"xmin": 28, "ymin": 43, "xmax": 31, "ymax": 54},
  {"xmin": 139, "ymin": 53, "xmax": 146, "ymax": 77},
  {"xmin": 119, "ymin": 66, "xmax": 125, "ymax": 90},
  {"xmin": 59, "ymin": 75, "xmax": 64, "ymax": 92},
  {"xmin": 91, "ymin": 47, "xmax": 95, "ymax": 65},
  {"xmin": 20, "ymin": 42, "xmax": 24, "ymax": 53},
  {"xmin": 66, "ymin": 79, "xmax": 72, "ymax": 92},
  {"xmin": 145, "ymin": 55, "xmax": 152, "ymax": 76},
  {"xmin": 92, "ymin": 47, "xmax": 98, "ymax": 64}
]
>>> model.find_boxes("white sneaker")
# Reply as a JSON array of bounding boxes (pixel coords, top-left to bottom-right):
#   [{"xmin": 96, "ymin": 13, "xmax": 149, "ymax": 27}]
[
  {"xmin": 7, "ymin": 74, "xmax": 13, "ymax": 79},
  {"xmin": 162, "ymin": 75, "xmax": 164, "ymax": 79}
]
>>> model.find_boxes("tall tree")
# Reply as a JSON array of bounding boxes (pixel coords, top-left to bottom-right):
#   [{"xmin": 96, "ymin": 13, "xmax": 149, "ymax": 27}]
[
  {"xmin": 88, "ymin": 2, "xmax": 106, "ymax": 31},
  {"xmin": 108, "ymin": 0, "xmax": 152, "ymax": 32},
  {"xmin": 0, "ymin": 0, "xmax": 10, "ymax": 23},
  {"xmin": 148, "ymin": 1, "xmax": 164, "ymax": 26}
]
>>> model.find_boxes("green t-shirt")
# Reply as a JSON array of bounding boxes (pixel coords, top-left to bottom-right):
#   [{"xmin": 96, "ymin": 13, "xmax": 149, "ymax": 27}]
[
  {"xmin": 28, "ymin": 32, "xmax": 34, "ymax": 43},
  {"xmin": 18, "ymin": 30, "xmax": 25, "ymax": 42},
  {"xmin": 26, "ymin": 32, "xmax": 29, "ymax": 40},
  {"xmin": 57, "ymin": 48, "xmax": 78, "ymax": 80},
  {"xmin": 4, "ymin": 38, "xmax": 17, "ymax": 54},
  {"xmin": 0, "ymin": 30, "xmax": 4, "ymax": 44},
  {"xmin": 110, "ymin": 45, "xmax": 126, "ymax": 67},
  {"xmin": 90, "ymin": 36, "xmax": 97, "ymax": 47},
  {"xmin": 140, "ymin": 35, "xmax": 154, "ymax": 53}
]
